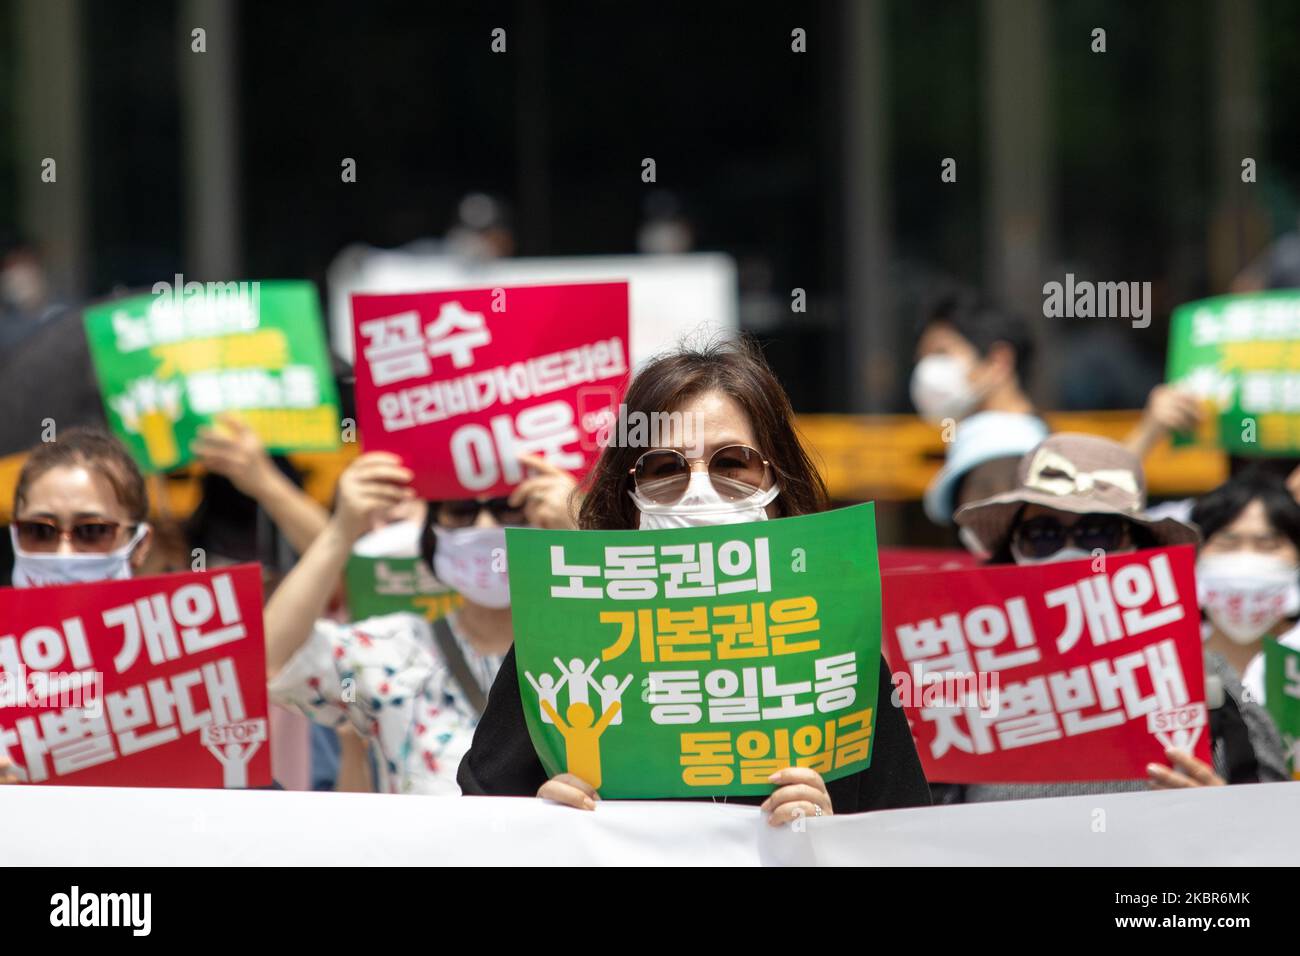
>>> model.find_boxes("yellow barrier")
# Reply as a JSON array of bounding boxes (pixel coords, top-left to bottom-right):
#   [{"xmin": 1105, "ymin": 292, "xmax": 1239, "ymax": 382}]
[
  {"xmin": 0, "ymin": 412, "xmax": 1230, "ymax": 524},
  {"xmin": 797, "ymin": 411, "xmax": 1229, "ymax": 501}
]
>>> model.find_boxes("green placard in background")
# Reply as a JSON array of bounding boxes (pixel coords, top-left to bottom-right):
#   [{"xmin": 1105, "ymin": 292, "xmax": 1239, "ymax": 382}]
[
  {"xmin": 1166, "ymin": 291, "xmax": 1300, "ymax": 454},
  {"xmin": 83, "ymin": 279, "xmax": 341, "ymax": 473},
  {"xmin": 344, "ymin": 556, "xmax": 461, "ymax": 622}
]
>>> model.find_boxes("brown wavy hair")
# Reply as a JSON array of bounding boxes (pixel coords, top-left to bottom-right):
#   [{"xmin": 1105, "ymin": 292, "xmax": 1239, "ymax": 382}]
[
  {"xmin": 578, "ymin": 337, "xmax": 829, "ymax": 530},
  {"xmin": 15, "ymin": 427, "xmax": 148, "ymax": 523}
]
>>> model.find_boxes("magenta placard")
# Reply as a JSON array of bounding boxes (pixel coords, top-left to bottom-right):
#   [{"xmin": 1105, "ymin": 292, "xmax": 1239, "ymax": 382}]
[{"xmin": 352, "ymin": 281, "xmax": 630, "ymax": 498}]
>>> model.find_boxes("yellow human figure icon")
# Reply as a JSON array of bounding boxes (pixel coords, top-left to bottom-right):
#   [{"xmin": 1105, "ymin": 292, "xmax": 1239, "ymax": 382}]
[{"xmin": 540, "ymin": 698, "xmax": 621, "ymax": 790}]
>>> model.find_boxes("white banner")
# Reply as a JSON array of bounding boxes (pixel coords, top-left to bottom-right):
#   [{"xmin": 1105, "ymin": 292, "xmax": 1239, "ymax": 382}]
[
  {"xmin": 326, "ymin": 248, "xmax": 738, "ymax": 370},
  {"xmin": 2, "ymin": 781, "xmax": 1297, "ymax": 865}
]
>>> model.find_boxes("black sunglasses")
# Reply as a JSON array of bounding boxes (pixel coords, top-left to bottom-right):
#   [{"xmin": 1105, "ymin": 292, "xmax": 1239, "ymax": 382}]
[
  {"xmin": 436, "ymin": 497, "xmax": 527, "ymax": 528},
  {"xmin": 1011, "ymin": 513, "xmax": 1133, "ymax": 560}
]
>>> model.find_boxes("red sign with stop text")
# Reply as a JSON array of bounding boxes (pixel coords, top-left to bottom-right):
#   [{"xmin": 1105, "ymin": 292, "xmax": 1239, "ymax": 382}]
[
  {"xmin": 881, "ymin": 547, "xmax": 1212, "ymax": 783},
  {"xmin": 0, "ymin": 565, "xmax": 271, "ymax": 788}
]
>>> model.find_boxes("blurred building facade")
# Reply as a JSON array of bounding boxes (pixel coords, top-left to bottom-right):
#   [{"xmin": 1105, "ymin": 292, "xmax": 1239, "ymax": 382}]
[{"xmin": 3, "ymin": 0, "xmax": 1298, "ymax": 417}]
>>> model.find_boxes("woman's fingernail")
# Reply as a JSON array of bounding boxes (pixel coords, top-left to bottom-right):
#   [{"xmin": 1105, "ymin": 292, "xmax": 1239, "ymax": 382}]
[{"xmin": 583, "ymin": 798, "xmax": 596, "ymax": 810}]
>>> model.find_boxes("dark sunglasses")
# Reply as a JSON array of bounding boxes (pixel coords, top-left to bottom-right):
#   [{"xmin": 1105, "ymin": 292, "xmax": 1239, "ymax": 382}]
[
  {"xmin": 14, "ymin": 518, "xmax": 130, "ymax": 554},
  {"xmin": 1011, "ymin": 513, "xmax": 1132, "ymax": 560},
  {"xmin": 437, "ymin": 497, "xmax": 527, "ymax": 528},
  {"xmin": 629, "ymin": 444, "xmax": 772, "ymax": 505}
]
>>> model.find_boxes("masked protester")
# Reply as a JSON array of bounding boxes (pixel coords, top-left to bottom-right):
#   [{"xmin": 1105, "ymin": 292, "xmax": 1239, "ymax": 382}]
[
  {"xmin": 911, "ymin": 293, "xmax": 1048, "ymax": 556},
  {"xmin": 2, "ymin": 429, "xmax": 154, "ymax": 782},
  {"xmin": 1189, "ymin": 469, "xmax": 1300, "ymax": 705},
  {"xmin": 262, "ymin": 451, "xmax": 578, "ymax": 795},
  {"xmin": 457, "ymin": 339, "xmax": 932, "ymax": 820},
  {"xmin": 948, "ymin": 434, "xmax": 1287, "ymax": 799},
  {"xmin": 910, "ymin": 292, "xmax": 1037, "ymax": 426},
  {"xmin": 9, "ymin": 428, "xmax": 153, "ymax": 589}
]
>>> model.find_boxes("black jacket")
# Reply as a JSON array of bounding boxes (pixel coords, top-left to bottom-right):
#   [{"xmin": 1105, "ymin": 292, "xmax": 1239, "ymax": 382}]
[{"xmin": 458, "ymin": 647, "xmax": 932, "ymax": 813}]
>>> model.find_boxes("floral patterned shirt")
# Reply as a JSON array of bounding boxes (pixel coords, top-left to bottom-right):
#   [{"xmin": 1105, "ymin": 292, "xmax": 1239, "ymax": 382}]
[{"xmin": 269, "ymin": 611, "xmax": 504, "ymax": 795}]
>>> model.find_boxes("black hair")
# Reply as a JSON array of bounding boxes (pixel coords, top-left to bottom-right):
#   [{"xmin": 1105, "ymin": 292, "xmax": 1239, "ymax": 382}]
[
  {"xmin": 1190, "ymin": 467, "xmax": 1300, "ymax": 553},
  {"xmin": 918, "ymin": 288, "xmax": 1036, "ymax": 385},
  {"xmin": 418, "ymin": 501, "xmax": 443, "ymax": 579}
]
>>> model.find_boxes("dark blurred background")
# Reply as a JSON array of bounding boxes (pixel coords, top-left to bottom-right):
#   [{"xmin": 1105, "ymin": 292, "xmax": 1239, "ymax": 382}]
[{"xmin": 3, "ymin": 0, "xmax": 1299, "ymax": 415}]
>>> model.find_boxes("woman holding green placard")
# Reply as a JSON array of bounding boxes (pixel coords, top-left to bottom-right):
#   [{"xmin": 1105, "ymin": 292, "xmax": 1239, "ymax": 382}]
[
  {"xmin": 457, "ymin": 338, "xmax": 932, "ymax": 820},
  {"xmin": 262, "ymin": 446, "xmax": 580, "ymax": 796}
]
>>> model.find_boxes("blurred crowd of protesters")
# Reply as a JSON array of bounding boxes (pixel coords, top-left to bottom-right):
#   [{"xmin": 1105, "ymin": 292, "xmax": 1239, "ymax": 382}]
[{"xmin": 1, "ymin": 215, "xmax": 1298, "ymax": 818}]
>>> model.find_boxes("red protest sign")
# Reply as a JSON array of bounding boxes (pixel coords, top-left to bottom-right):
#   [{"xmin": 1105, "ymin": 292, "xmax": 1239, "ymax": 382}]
[
  {"xmin": 881, "ymin": 546, "xmax": 1212, "ymax": 783},
  {"xmin": 351, "ymin": 281, "xmax": 630, "ymax": 499},
  {"xmin": 0, "ymin": 565, "xmax": 271, "ymax": 788},
  {"xmin": 878, "ymin": 548, "xmax": 979, "ymax": 573}
]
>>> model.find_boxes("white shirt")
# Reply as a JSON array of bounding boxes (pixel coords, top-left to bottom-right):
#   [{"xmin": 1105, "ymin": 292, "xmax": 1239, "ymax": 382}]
[{"xmin": 269, "ymin": 611, "xmax": 504, "ymax": 795}]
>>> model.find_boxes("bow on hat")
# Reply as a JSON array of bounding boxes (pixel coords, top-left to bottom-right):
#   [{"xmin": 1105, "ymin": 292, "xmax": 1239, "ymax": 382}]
[{"xmin": 1023, "ymin": 448, "xmax": 1139, "ymax": 498}]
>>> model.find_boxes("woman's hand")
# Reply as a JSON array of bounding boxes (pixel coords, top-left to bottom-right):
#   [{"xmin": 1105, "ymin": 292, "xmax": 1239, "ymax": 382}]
[
  {"xmin": 1143, "ymin": 384, "xmax": 1205, "ymax": 434},
  {"xmin": 192, "ymin": 414, "xmax": 279, "ymax": 498},
  {"xmin": 332, "ymin": 452, "xmax": 415, "ymax": 542},
  {"xmin": 1125, "ymin": 385, "xmax": 1205, "ymax": 458},
  {"xmin": 0, "ymin": 754, "xmax": 23, "ymax": 784},
  {"xmin": 1146, "ymin": 747, "xmax": 1225, "ymax": 789},
  {"xmin": 537, "ymin": 772, "xmax": 600, "ymax": 810},
  {"xmin": 510, "ymin": 454, "xmax": 580, "ymax": 530},
  {"xmin": 761, "ymin": 766, "xmax": 833, "ymax": 825}
]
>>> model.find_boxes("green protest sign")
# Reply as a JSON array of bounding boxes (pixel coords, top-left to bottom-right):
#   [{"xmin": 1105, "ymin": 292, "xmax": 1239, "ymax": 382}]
[
  {"xmin": 505, "ymin": 503, "xmax": 882, "ymax": 798},
  {"xmin": 1263, "ymin": 638, "xmax": 1300, "ymax": 780},
  {"xmin": 83, "ymin": 279, "xmax": 341, "ymax": 473},
  {"xmin": 344, "ymin": 556, "xmax": 461, "ymax": 622},
  {"xmin": 1166, "ymin": 291, "xmax": 1300, "ymax": 454}
]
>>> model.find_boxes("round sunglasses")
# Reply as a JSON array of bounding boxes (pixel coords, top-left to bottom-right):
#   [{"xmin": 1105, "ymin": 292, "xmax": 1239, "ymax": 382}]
[
  {"xmin": 629, "ymin": 444, "xmax": 773, "ymax": 505},
  {"xmin": 14, "ymin": 518, "xmax": 132, "ymax": 554}
]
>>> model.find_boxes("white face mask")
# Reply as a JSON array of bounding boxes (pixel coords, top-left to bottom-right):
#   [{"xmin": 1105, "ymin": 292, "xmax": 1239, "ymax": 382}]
[
  {"xmin": 353, "ymin": 518, "xmax": 422, "ymax": 559},
  {"xmin": 11, "ymin": 523, "xmax": 149, "ymax": 589},
  {"xmin": 432, "ymin": 525, "xmax": 511, "ymax": 609},
  {"xmin": 631, "ymin": 470, "xmax": 780, "ymax": 530},
  {"xmin": 910, "ymin": 354, "xmax": 982, "ymax": 424},
  {"xmin": 1011, "ymin": 544, "xmax": 1093, "ymax": 567},
  {"xmin": 1196, "ymin": 551, "xmax": 1300, "ymax": 645}
]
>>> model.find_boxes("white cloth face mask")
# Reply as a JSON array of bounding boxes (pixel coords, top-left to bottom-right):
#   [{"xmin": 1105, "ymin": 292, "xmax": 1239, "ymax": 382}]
[
  {"xmin": 631, "ymin": 470, "xmax": 780, "ymax": 530},
  {"xmin": 353, "ymin": 518, "xmax": 423, "ymax": 559},
  {"xmin": 11, "ymin": 523, "xmax": 149, "ymax": 588},
  {"xmin": 1196, "ymin": 551, "xmax": 1300, "ymax": 645},
  {"xmin": 432, "ymin": 525, "xmax": 511, "ymax": 609},
  {"xmin": 910, "ymin": 354, "xmax": 982, "ymax": 424}
]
